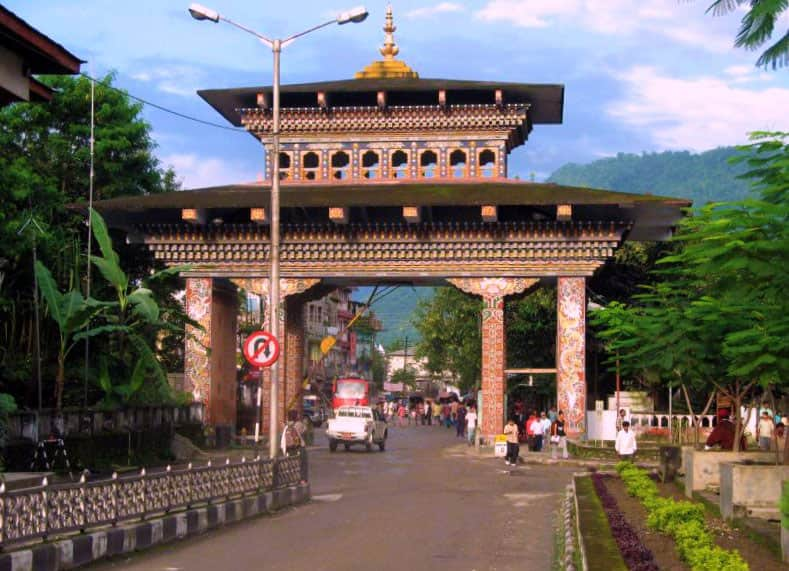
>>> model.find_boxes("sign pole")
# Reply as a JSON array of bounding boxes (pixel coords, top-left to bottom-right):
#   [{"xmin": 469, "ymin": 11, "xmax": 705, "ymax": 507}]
[{"xmin": 254, "ymin": 366, "xmax": 263, "ymax": 444}]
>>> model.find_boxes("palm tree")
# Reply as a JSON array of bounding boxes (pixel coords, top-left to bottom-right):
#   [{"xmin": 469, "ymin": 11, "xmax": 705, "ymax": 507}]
[{"xmin": 702, "ymin": 0, "xmax": 789, "ymax": 69}]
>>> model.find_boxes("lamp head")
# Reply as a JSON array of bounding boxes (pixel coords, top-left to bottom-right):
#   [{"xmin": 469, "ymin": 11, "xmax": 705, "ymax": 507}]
[
  {"xmin": 337, "ymin": 6, "xmax": 369, "ymax": 24},
  {"xmin": 188, "ymin": 3, "xmax": 220, "ymax": 22}
]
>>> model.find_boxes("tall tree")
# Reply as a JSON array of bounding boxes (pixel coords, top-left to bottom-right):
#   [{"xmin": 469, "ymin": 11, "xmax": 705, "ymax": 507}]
[
  {"xmin": 0, "ymin": 74, "xmax": 180, "ymax": 407},
  {"xmin": 592, "ymin": 132, "xmax": 789, "ymax": 451}
]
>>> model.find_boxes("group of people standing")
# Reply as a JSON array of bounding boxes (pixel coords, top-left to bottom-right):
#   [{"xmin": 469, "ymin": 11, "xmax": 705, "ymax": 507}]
[
  {"xmin": 503, "ymin": 408, "xmax": 569, "ymax": 466},
  {"xmin": 381, "ymin": 398, "xmax": 479, "ymax": 445}
]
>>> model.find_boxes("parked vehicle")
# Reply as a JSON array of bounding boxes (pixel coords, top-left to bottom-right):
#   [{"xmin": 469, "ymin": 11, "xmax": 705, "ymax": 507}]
[
  {"xmin": 302, "ymin": 395, "xmax": 327, "ymax": 427},
  {"xmin": 326, "ymin": 405, "xmax": 387, "ymax": 452}
]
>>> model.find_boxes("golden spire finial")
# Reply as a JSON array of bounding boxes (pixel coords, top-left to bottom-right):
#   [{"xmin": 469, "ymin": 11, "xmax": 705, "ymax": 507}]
[
  {"xmin": 354, "ymin": 4, "xmax": 418, "ymax": 79},
  {"xmin": 379, "ymin": 5, "xmax": 399, "ymax": 60}
]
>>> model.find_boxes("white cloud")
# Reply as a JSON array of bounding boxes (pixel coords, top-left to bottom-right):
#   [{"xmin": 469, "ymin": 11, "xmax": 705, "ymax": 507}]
[
  {"xmin": 475, "ymin": 0, "xmax": 733, "ymax": 52},
  {"xmin": 407, "ymin": 2, "xmax": 465, "ymax": 19},
  {"xmin": 607, "ymin": 66, "xmax": 789, "ymax": 151},
  {"xmin": 131, "ymin": 65, "xmax": 205, "ymax": 97},
  {"xmin": 161, "ymin": 153, "xmax": 259, "ymax": 189}
]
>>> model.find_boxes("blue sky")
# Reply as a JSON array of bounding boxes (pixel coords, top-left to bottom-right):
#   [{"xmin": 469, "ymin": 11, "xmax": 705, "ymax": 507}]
[{"xmin": 8, "ymin": 0, "xmax": 789, "ymax": 187}]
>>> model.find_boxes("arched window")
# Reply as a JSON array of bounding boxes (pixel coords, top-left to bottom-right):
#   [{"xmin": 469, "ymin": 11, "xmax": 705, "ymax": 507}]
[
  {"xmin": 479, "ymin": 149, "xmax": 496, "ymax": 178},
  {"xmin": 331, "ymin": 151, "xmax": 350, "ymax": 180},
  {"xmin": 302, "ymin": 152, "xmax": 319, "ymax": 180},
  {"xmin": 278, "ymin": 152, "xmax": 292, "ymax": 180},
  {"xmin": 362, "ymin": 150, "xmax": 380, "ymax": 179},
  {"xmin": 391, "ymin": 150, "xmax": 408, "ymax": 179},
  {"xmin": 450, "ymin": 149, "xmax": 467, "ymax": 178},
  {"xmin": 419, "ymin": 150, "xmax": 438, "ymax": 178}
]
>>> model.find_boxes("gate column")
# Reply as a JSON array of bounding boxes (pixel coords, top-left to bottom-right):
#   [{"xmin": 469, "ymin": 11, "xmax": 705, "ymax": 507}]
[
  {"xmin": 447, "ymin": 278, "xmax": 537, "ymax": 442},
  {"xmin": 556, "ymin": 277, "xmax": 587, "ymax": 436},
  {"xmin": 184, "ymin": 278, "xmax": 238, "ymax": 426}
]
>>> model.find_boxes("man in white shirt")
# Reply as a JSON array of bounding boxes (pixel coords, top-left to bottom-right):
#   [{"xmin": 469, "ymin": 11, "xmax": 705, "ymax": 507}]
[
  {"xmin": 540, "ymin": 412, "xmax": 552, "ymax": 453},
  {"xmin": 465, "ymin": 406, "xmax": 478, "ymax": 446},
  {"xmin": 531, "ymin": 412, "xmax": 545, "ymax": 452},
  {"xmin": 615, "ymin": 421, "xmax": 637, "ymax": 461},
  {"xmin": 757, "ymin": 411, "xmax": 775, "ymax": 451}
]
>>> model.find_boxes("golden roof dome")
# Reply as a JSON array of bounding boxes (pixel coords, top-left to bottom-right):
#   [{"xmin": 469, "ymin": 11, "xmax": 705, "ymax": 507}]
[{"xmin": 355, "ymin": 5, "xmax": 418, "ymax": 79}]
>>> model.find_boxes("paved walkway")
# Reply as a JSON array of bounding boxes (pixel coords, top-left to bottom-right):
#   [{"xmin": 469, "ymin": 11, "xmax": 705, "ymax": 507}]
[{"xmin": 92, "ymin": 425, "xmax": 576, "ymax": 571}]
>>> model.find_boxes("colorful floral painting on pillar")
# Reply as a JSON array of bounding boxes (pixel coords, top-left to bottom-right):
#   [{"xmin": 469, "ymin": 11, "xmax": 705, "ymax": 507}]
[
  {"xmin": 185, "ymin": 277, "xmax": 212, "ymax": 418},
  {"xmin": 557, "ymin": 277, "xmax": 586, "ymax": 434}
]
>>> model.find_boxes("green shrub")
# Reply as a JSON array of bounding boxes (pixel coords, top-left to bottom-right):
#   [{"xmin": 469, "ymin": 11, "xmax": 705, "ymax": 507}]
[
  {"xmin": 618, "ymin": 463, "xmax": 749, "ymax": 571},
  {"xmin": 781, "ymin": 480, "xmax": 789, "ymax": 530}
]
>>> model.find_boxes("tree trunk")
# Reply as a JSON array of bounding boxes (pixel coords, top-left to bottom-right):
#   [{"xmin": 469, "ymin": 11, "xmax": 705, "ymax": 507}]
[{"xmin": 55, "ymin": 350, "xmax": 65, "ymax": 411}]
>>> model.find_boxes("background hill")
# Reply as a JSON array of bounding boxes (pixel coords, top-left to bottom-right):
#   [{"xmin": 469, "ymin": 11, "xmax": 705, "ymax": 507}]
[
  {"xmin": 354, "ymin": 286, "xmax": 435, "ymax": 348},
  {"xmin": 353, "ymin": 147, "xmax": 754, "ymax": 346},
  {"xmin": 548, "ymin": 147, "xmax": 752, "ymax": 205}
]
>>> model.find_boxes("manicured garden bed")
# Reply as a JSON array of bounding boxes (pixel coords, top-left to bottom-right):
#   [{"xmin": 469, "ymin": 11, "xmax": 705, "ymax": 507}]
[{"xmin": 574, "ymin": 476, "xmax": 628, "ymax": 571}]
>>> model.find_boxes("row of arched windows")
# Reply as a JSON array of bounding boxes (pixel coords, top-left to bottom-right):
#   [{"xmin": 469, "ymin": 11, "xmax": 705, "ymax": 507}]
[{"xmin": 275, "ymin": 148, "xmax": 498, "ymax": 181}]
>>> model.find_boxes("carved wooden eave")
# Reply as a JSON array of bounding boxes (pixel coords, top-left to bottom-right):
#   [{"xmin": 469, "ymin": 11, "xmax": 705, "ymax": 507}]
[{"xmin": 138, "ymin": 220, "xmax": 628, "ymax": 278}]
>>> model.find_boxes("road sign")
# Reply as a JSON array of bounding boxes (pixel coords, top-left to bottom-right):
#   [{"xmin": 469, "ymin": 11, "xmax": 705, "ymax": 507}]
[{"xmin": 243, "ymin": 331, "xmax": 280, "ymax": 368}]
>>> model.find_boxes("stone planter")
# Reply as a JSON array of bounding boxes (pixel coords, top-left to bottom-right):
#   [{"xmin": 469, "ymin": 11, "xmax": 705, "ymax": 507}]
[
  {"xmin": 682, "ymin": 447, "xmax": 775, "ymax": 498},
  {"xmin": 719, "ymin": 462, "xmax": 789, "ymax": 520}
]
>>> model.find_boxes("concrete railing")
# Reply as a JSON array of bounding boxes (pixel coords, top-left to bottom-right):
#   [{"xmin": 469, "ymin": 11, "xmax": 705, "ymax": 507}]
[
  {"xmin": 6, "ymin": 404, "xmax": 205, "ymax": 442},
  {"xmin": 0, "ymin": 452, "xmax": 305, "ymax": 548}
]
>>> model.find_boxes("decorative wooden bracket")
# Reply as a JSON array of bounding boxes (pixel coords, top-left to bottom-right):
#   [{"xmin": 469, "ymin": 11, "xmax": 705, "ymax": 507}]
[
  {"xmin": 377, "ymin": 90, "xmax": 387, "ymax": 110},
  {"xmin": 329, "ymin": 207, "xmax": 349, "ymax": 224},
  {"xmin": 250, "ymin": 207, "xmax": 268, "ymax": 225},
  {"xmin": 481, "ymin": 205, "xmax": 498, "ymax": 222},
  {"xmin": 557, "ymin": 204, "xmax": 572, "ymax": 221},
  {"xmin": 181, "ymin": 208, "xmax": 206, "ymax": 225},
  {"xmin": 256, "ymin": 92, "xmax": 269, "ymax": 110},
  {"xmin": 403, "ymin": 206, "xmax": 420, "ymax": 224}
]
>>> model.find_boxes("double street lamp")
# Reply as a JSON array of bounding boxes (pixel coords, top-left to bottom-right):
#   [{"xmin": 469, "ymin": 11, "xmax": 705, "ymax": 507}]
[{"xmin": 189, "ymin": 4, "xmax": 368, "ymax": 459}]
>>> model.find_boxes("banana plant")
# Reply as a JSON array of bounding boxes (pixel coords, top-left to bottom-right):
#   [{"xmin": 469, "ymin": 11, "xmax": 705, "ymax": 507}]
[
  {"xmin": 85, "ymin": 208, "xmax": 189, "ymax": 403},
  {"xmin": 34, "ymin": 262, "xmax": 106, "ymax": 409}
]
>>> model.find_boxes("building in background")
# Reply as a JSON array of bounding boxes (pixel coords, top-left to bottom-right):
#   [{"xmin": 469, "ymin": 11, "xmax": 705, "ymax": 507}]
[
  {"xmin": 0, "ymin": 5, "xmax": 82, "ymax": 106},
  {"xmin": 385, "ymin": 349, "xmax": 457, "ymax": 398}
]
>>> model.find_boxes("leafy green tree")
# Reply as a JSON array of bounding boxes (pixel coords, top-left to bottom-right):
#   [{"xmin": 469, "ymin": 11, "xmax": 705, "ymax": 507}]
[
  {"xmin": 371, "ymin": 348, "xmax": 387, "ymax": 388},
  {"xmin": 700, "ymin": 0, "xmax": 789, "ymax": 69},
  {"xmin": 506, "ymin": 287, "xmax": 556, "ymax": 369},
  {"xmin": 592, "ymin": 132, "xmax": 789, "ymax": 451},
  {"xmin": 0, "ymin": 74, "xmax": 180, "ymax": 407},
  {"xmin": 412, "ymin": 287, "xmax": 482, "ymax": 391},
  {"xmin": 391, "ymin": 367, "xmax": 417, "ymax": 390}
]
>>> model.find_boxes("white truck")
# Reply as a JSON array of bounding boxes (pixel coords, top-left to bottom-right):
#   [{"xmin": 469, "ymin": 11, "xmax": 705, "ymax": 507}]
[{"xmin": 326, "ymin": 405, "xmax": 388, "ymax": 452}]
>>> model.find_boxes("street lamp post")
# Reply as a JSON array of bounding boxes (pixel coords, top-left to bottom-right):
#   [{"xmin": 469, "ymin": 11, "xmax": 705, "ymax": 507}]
[{"xmin": 189, "ymin": 3, "xmax": 368, "ymax": 459}]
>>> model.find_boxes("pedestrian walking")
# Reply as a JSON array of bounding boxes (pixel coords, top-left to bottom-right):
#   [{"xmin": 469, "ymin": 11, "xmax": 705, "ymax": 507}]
[
  {"xmin": 540, "ymin": 412, "xmax": 552, "ymax": 453},
  {"xmin": 442, "ymin": 403, "xmax": 451, "ymax": 428},
  {"xmin": 432, "ymin": 401, "xmax": 441, "ymax": 426},
  {"xmin": 398, "ymin": 403, "xmax": 407, "ymax": 428},
  {"xmin": 450, "ymin": 400, "xmax": 459, "ymax": 427},
  {"xmin": 757, "ymin": 411, "xmax": 775, "ymax": 451},
  {"xmin": 466, "ymin": 405, "xmax": 478, "ymax": 445},
  {"xmin": 456, "ymin": 403, "xmax": 467, "ymax": 438},
  {"xmin": 525, "ymin": 411, "xmax": 537, "ymax": 451},
  {"xmin": 424, "ymin": 400, "xmax": 432, "ymax": 426},
  {"xmin": 531, "ymin": 411, "xmax": 545, "ymax": 452},
  {"xmin": 551, "ymin": 411, "xmax": 569, "ymax": 459},
  {"xmin": 504, "ymin": 417, "xmax": 520, "ymax": 466},
  {"xmin": 280, "ymin": 410, "xmax": 305, "ymax": 457},
  {"xmin": 615, "ymin": 420, "xmax": 637, "ymax": 461}
]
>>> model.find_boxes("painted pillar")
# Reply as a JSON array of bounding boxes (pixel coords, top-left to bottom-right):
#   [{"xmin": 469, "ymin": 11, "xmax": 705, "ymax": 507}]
[
  {"xmin": 556, "ymin": 277, "xmax": 587, "ymax": 436},
  {"xmin": 209, "ymin": 284, "xmax": 238, "ymax": 427},
  {"xmin": 284, "ymin": 296, "xmax": 306, "ymax": 418},
  {"xmin": 184, "ymin": 278, "xmax": 238, "ymax": 426},
  {"xmin": 446, "ymin": 277, "xmax": 538, "ymax": 442},
  {"xmin": 480, "ymin": 293, "xmax": 506, "ymax": 439},
  {"xmin": 185, "ymin": 277, "xmax": 212, "ymax": 419}
]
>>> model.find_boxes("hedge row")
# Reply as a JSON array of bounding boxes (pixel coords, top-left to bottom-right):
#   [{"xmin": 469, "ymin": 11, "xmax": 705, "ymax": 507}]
[{"xmin": 615, "ymin": 462, "xmax": 748, "ymax": 571}]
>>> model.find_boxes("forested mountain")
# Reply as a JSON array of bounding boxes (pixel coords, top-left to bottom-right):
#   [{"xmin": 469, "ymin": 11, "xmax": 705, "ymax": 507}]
[
  {"xmin": 353, "ymin": 286, "xmax": 434, "ymax": 347},
  {"xmin": 548, "ymin": 147, "xmax": 752, "ymax": 205}
]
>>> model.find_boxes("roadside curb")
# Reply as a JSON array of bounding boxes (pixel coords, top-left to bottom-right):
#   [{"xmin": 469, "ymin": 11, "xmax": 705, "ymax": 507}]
[{"xmin": 0, "ymin": 482, "xmax": 310, "ymax": 571}]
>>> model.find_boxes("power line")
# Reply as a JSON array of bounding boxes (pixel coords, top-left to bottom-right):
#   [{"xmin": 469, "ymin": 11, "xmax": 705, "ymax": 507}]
[{"xmin": 79, "ymin": 72, "xmax": 247, "ymax": 133}]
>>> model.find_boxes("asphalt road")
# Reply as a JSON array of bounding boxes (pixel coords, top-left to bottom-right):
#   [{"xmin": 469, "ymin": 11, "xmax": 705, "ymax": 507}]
[{"xmin": 92, "ymin": 424, "xmax": 576, "ymax": 571}]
